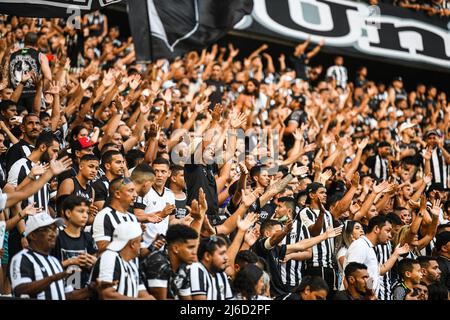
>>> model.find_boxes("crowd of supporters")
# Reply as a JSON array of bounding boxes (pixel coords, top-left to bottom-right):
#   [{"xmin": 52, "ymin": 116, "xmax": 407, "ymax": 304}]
[
  {"xmin": 364, "ymin": 0, "xmax": 450, "ymax": 18},
  {"xmin": 0, "ymin": 12, "xmax": 448, "ymax": 300}
]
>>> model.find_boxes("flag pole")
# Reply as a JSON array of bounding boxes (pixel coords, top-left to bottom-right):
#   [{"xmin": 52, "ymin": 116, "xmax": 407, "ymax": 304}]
[{"xmin": 145, "ymin": 0, "xmax": 154, "ymax": 63}]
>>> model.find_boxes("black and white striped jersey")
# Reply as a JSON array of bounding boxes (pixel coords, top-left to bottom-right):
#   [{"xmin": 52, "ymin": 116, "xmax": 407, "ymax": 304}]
[
  {"xmin": 189, "ymin": 262, "xmax": 234, "ymax": 300},
  {"xmin": 89, "ymin": 249, "xmax": 145, "ymax": 298},
  {"xmin": 280, "ymin": 219, "xmax": 310, "ymax": 287},
  {"xmin": 374, "ymin": 242, "xmax": 393, "ymax": 300},
  {"xmin": 366, "ymin": 155, "xmax": 389, "ymax": 181},
  {"xmin": 299, "ymin": 207, "xmax": 335, "ymax": 268},
  {"xmin": 326, "ymin": 65, "xmax": 348, "ymax": 88},
  {"xmin": 429, "ymin": 147, "xmax": 448, "ymax": 188},
  {"xmin": 7, "ymin": 158, "xmax": 49, "ymax": 212},
  {"xmin": 92, "ymin": 206, "xmax": 138, "ymax": 243},
  {"xmin": 10, "ymin": 249, "xmax": 73, "ymax": 300},
  {"xmin": 5, "ymin": 139, "xmax": 33, "ymax": 172}
]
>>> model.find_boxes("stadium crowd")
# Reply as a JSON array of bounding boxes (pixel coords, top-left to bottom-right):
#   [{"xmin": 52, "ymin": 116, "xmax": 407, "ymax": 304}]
[
  {"xmin": 0, "ymin": 12, "xmax": 448, "ymax": 300},
  {"xmin": 367, "ymin": 0, "xmax": 450, "ymax": 18}
]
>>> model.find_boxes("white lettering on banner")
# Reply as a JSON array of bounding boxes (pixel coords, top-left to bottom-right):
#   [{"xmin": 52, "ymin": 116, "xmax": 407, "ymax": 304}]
[{"xmin": 246, "ymin": 0, "xmax": 450, "ymax": 69}]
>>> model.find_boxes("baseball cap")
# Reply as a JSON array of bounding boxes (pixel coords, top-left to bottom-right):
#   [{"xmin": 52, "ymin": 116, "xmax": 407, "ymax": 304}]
[
  {"xmin": 393, "ymin": 76, "xmax": 403, "ymax": 82},
  {"xmin": 378, "ymin": 141, "xmax": 391, "ymax": 148},
  {"xmin": 399, "ymin": 122, "xmax": 416, "ymax": 133},
  {"xmin": 306, "ymin": 182, "xmax": 325, "ymax": 195},
  {"xmin": 425, "ymin": 129, "xmax": 439, "ymax": 138},
  {"xmin": 71, "ymin": 137, "xmax": 98, "ymax": 152},
  {"xmin": 435, "ymin": 231, "xmax": 450, "ymax": 251},
  {"xmin": 24, "ymin": 212, "xmax": 64, "ymax": 237},
  {"xmin": 107, "ymin": 221, "xmax": 142, "ymax": 252}
]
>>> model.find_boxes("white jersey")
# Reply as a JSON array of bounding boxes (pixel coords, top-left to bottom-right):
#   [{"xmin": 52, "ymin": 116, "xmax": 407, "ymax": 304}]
[
  {"xmin": 344, "ymin": 236, "xmax": 380, "ymax": 296},
  {"xmin": 142, "ymin": 187, "xmax": 175, "ymax": 247}
]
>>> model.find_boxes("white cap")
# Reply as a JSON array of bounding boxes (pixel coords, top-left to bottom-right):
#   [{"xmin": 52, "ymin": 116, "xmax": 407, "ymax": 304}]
[
  {"xmin": 399, "ymin": 122, "xmax": 416, "ymax": 133},
  {"xmin": 107, "ymin": 221, "xmax": 142, "ymax": 252},
  {"xmin": 24, "ymin": 212, "xmax": 63, "ymax": 237}
]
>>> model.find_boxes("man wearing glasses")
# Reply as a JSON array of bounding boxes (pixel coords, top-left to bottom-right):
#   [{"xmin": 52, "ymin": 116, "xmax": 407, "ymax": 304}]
[{"xmin": 9, "ymin": 212, "xmax": 93, "ymax": 300}]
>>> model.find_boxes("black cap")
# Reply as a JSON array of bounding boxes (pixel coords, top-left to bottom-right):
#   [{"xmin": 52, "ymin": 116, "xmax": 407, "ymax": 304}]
[
  {"xmin": 306, "ymin": 182, "xmax": 325, "ymax": 195},
  {"xmin": 393, "ymin": 76, "xmax": 403, "ymax": 82},
  {"xmin": 378, "ymin": 141, "xmax": 391, "ymax": 148},
  {"xmin": 435, "ymin": 231, "xmax": 450, "ymax": 251}
]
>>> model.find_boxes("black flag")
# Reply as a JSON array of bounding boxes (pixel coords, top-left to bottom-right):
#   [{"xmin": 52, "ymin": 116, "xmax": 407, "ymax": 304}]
[
  {"xmin": 127, "ymin": 0, "xmax": 253, "ymax": 62},
  {"xmin": 0, "ymin": 0, "xmax": 122, "ymax": 18}
]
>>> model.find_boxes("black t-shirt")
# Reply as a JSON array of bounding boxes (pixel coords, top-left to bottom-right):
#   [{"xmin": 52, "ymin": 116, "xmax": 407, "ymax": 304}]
[
  {"xmin": 64, "ymin": 30, "xmax": 84, "ymax": 68},
  {"xmin": 52, "ymin": 229, "xmax": 97, "ymax": 289},
  {"xmin": 283, "ymin": 109, "xmax": 307, "ymax": 151},
  {"xmin": 174, "ymin": 195, "xmax": 188, "ymax": 219},
  {"xmin": 205, "ymin": 79, "xmax": 225, "ymax": 109},
  {"xmin": 184, "ymin": 162, "xmax": 220, "ymax": 225},
  {"xmin": 93, "ymin": 175, "xmax": 110, "ymax": 203},
  {"xmin": 57, "ymin": 163, "xmax": 79, "ymax": 185},
  {"xmin": 290, "ymin": 53, "xmax": 308, "ymax": 80},
  {"xmin": 251, "ymin": 237, "xmax": 288, "ymax": 298},
  {"xmin": 9, "ymin": 47, "xmax": 41, "ymax": 96},
  {"xmin": 257, "ymin": 199, "xmax": 276, "ymax": 224},
  {"xmin": 333, "ymin": 290, "xmax": 357, "ymax": 300},
  {"xmin": 140, "ymin": 250, "xmax": 191, "ymax": 299}
]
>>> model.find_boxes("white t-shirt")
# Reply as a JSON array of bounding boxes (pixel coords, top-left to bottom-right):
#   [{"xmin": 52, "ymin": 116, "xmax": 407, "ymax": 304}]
[
  {"xmin": 337, "ymin": 246, "xmax": 347, "ymax": 290},
  {"xmin": 142, "ymin": 187, "xmax": 175, "ymax": 247},
  {"xmin": 344, "ymin": 236, "xmax": 380, "ymax": 295},
  {"xmin": 0, "ymin": 192, "xmax": 7, "ymax": 211}
]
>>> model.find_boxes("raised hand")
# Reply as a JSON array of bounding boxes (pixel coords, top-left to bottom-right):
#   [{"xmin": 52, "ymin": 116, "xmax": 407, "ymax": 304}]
[
  {"xmin": 282, "ymin": 215, "xmax": 293, "ymax": 233},
  {"xmin": 373, "ymin": 180, "xmax": 389, "ymax": 194},
  {"xmin": 148, "ymin": 122, "xmax": 160, "ymax": 139},
  {"xmin": 325, "ymin": 225, "xmax": 343, "ymax": 239},
  {"xmin": 394, "ymin": 243, "xmax": 410, "ymax": 256},
  {"xmin": 146, "ymin": 213, "xmax": 163, "ymax": 224},
  {"xmin": 48, "ymin": 81, "xmax": 61, "ymax": 95},
  {"xmin": 430, "ymin": 198, "xmax": 441, "ymax": 217},
  {"xmin": 244, "ymin": 227, "xmax": 259, "ymax": 247},
  {"xmin": 238, "ymin": 162, "xmax": 249, "ymax": 176},
  {"xmin": 423, "ymin": 173, "xmax": 432, "ymax": 185},
  {"xmin": 140, "ymin": 103, "xmax": 151, "ymax": 115},
  {"xmin": 21, "ymin": 203, "xmax": 42, "ymax": 217},
  {"xmin": 237, "ymin": 212, "xmax": 259, "ymax": 232},
  {"xmin": 241, "ymin": 188, "xmax": 257, "ymax": 207},
  {"xmin": 303, "ymin": 142, "xmax": 317, "ymax": 153},
  {"xmin": 211, "ymin": 103, "xmax": 223, "ymax": 122},
  {"xmin": 21, "ymin": 71, "xmax": 32, "ymax": 83},
  {"xmin": 230, "ymin": 112, "xmax": 247, "ymax": 129},
  {"xmin": 422, "ymin": 147, "xmax": 432, "ymax": 161},
  {"xmin": 198, "ymin": 188, "xmax": 208, "ymax": 213},
  {"xmin": 357, "ymin": 137, "xmax": 369, "ymax": 150},
  {"xmin": 129, "ymin": 74, "xmax": 142, "ymax": 90},
  {"xmin": 291, "ymin": 163, "xmax": 309, "ymax": 177},
  {"xmin": 187, "ymin": 199, "xmax": 200, "ymax": 220},
  {"xmin": 351, "ymin": 171, "xmax": 360, "ymax": 188},
  {"xmin": 31, "ymin": 163, "xmax": 48, "ymax": 176},
  {"xmin": 161, "ymin": 203, "xmax": 176, "ymax": 218},
  {"xmin": 49, "ymin": 156, "xmax": 72, "ymax": 176},
  {"xmin": 319, "ymin": 169, "xmax": 333, "ymax": 184}
]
